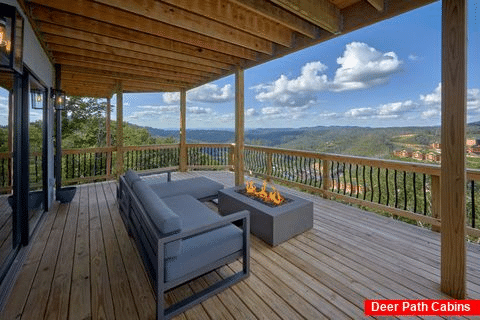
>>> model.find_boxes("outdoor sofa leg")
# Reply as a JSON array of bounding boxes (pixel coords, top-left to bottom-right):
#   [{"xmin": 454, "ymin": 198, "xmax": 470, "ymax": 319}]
[{"xmin": 157, "ymin": 244, "xmax": 165, "ymax": 320}]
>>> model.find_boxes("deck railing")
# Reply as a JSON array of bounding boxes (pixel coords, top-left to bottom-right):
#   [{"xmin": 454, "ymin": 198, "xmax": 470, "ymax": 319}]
[
  {"xmin": 3, "ymin": 143, "xmax": 480, "ymax": 236},
  {"xmin": 244, "ymin": 145, "xmax": 480, "ymax": 238}
]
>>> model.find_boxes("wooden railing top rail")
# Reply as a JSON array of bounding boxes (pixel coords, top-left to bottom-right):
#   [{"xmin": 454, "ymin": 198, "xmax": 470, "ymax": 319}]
[
  {"xmin": 62, "ymin": 146, "xmax": 117, "ymax": 155},
  {"xmin": 245, "ymin": 144, "xmax": 480, "ymax": 179},
  {"xmin": 187, "ymin": 143, "xmax": 234, "ymax": 149},
  {"xmin": 123, "ymin": 144, "xmax": 180, "ymax": 151}
]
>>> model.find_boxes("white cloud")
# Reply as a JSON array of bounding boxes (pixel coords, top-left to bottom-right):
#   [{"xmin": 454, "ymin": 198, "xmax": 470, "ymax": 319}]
[
  {"xmin": 408, "ymin": 54, "xmax": 419, "ymax": 61},
  {"xmin": 421, "ymin": 109, "xmax": 440, "ymax": 119},
  {"xmin": 162, "ymin": 84, "xmax": 233, "ymax": 104},
  {"xmin": 251, "ymin": 42, "xmax": 402, "ymax": 107},
  {"xmin": 420, "ymin": 83, "xmax": 441, "ymax": 106},
  {"xmin": 344, "ymin": 107, "xmax": 377, "ymax": 119},
  {"xmin": 187, "ymin": 106, "xmax": 213, "ymax": 114},
  {"xmin": 0, "ymin": 96, "xmax": 7, "ymax": 101},
  {"xmin": 245, "ymin": 108, "xmax": 259, "ymax": 117},
  {"xmin": 332, "ymin": 42, "xmax": 402, "ymax": 92},
  {"xmin": 378, "ymin": 100, "xmax": 416, "ymax": 116}
]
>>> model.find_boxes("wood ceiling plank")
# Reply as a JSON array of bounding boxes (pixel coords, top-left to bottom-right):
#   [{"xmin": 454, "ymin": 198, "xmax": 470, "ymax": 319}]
[
  {"xmin": 160, "ymin": 0, "xmax": 293, "ymax": 46},
  {"xmin": 41, "ymin": 32, "xmax": 231, "ymax": 71},
  {"xmin": 62, "ymin": 80, "xmax": 172, "ymax": 93},
  {"xmin": 49, "ymin": 44, "xmax": 222, "ymax": 75},
  {"xmin": 61, "ymin": 73, "xmax": 180, "ymax": 90},
  {"xmin": 32, "ymin": 9, "xmax": 243, "ymax": 66},
  {"xmin": 269, "ymin": 0, "xmax": 342, "ymax": 34},
  {"xmin": 27, "ymin": 0, "xmax": 258, "ymax": 60},
  {"xmin": 62, "ymin": 66, "xmax": 191, "ymax": 88},
  {"xmin": 366, "ymin": 0, "xmax": 384, "ymax": 12},
  {"xmin": 92, "ymin": 0, "xmax": 274, "ymax": 52},
  {"xmin": 230, "ymin": 0, "xmax": 318, "ymax": 38},
  {"xmin": 53, "ymin": 52, "xmax": 210, "ymax": 80},
  {"xmin": 55, "ymin": 57, "xmax": 204, "ymax": 83}
]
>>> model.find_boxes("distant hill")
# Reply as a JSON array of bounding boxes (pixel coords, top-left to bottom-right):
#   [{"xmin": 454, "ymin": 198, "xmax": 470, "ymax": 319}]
[{"xmin": 143, "ymin": 122, "xmax": 480, "ymax": 159}]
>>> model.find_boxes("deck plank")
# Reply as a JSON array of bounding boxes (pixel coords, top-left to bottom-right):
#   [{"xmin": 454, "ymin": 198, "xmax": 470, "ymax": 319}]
[{"xmin": 2, "ymin": 171, "xmax": 480, "ymax": 320}]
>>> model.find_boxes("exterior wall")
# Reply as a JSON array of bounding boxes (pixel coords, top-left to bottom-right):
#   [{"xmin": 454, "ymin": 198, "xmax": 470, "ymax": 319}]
[{"xmin": 2, "ymin": 0, "xmax": 55, "ymax": 206}]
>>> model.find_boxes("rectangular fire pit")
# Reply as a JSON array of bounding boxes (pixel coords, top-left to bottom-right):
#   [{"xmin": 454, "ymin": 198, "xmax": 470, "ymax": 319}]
[{"xmin": 218, "ymin": 186, "xmax": 313, "ymax": 246}]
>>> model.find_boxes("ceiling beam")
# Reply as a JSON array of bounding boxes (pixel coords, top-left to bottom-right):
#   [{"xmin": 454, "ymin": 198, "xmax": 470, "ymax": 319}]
[
  {"xmin": 268, "ymin": 0, "xmax": 342, "ymax": 34},
  {"xmin": 55, "ymin": 57, "xmax": 204, "ymax": 83},
  {"xmin": 41, "ymin": 32, "xmax": 231, "ymax": 71},
  {"xmin": 61, "ymin": 73, "xmax": 181, "ymax": 90},
  {"xmin": 160, "ymin": 0, "xmax": 293, "ymax": 46},
  {"xmin": 28, "ymin": 0, "xmax": 258, "ymax": 60},
  {"xmin": 61, "ymin": 65, "xmax": 191, "ymax": 88},
  {"xmin": 62, "ymin": 79, "xmax": 174, "ymax": 93},
  {"xmin": 49, "ymin": 44, "xmax": 223, "ymax": 75},
  {"xmin": 32, "ymin": 9, "xmax": 244, "ymax": 66},
  {"xmin": 230, "ymin": 0, "xmax": 317, "ymax": 38},
  {"xmin": 366, "ymin": 0, "xmax": 385, "ymax": 12},
  {"xmin": 53, "ymin": 52, "xmax": 210, "ymax": 80},
  {"xmin": 92, "ymin": 0, "xmax": 274, "ymax": 53}
]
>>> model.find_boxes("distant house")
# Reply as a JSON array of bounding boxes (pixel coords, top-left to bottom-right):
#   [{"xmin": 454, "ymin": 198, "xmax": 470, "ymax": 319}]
[
  {"xmin": 426, "ymin": 152, "xmax": 441, "ymax": 162},
  {"xmin": 466, "ymin": 139, "xmax": 480, "ymax": 146},
  {"xmin": 431, "ymin": 142, "xmax": 441, "ymax": 150},
  {"xmin": 412, "ymin": 151, "xmax": 425, "ymax": 160},
  {"xmin": 393, "ymin": 150, "xmax": 412, "ymax": 158}
]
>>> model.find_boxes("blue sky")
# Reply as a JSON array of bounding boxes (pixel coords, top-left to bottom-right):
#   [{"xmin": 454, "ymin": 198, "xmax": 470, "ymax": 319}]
[{"xmin": 1, "ymin": 1, "xmax": 479, "ymax": 129}]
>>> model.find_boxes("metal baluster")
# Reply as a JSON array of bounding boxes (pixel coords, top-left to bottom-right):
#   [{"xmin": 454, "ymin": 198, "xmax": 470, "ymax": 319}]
[
  {"xmin": 363, "ymin": 165, "xmax": 366, "ymax": 200},
  {"xmin": 343, "ymin": 163, "xmax": 347, "ymax": 195},
  {"xmin": 370, "ymin": 166, "xmax": 374, "ymax": 202},
  {"xmin": 423, "ymin": 174, "xmax": 427, "ymax": 215},
  {"xmin": 349, "ymin": 163, "xmax": 353, "ymax": 196},
  {"xmin": 308, "ymin": 158, "xmax": 313, "ymax": 186},
  {"xmin": 413, "ymin": 172, "xmax": 417, "ymax": 213},
  {"xmin": 330, "ymin": 162, "xmax": 334, "ymax": 192},
  {"xmin": 403, "ymin": 171, "xmax": 407, "ymax": 210},
  {"xmin": 385, "ymin": 169, "xmax": 389, "ymax": 206},
  {"xmin": 314, "ymin": 159, "xmax": 318, "ymax": 187},
  {"xmin": 355, "ymin": 164, "xmax": 359, "ymax": 198},
  {"xmin": 394, "ymin": 170, "xmax": 398, "ymax": 208},
  {"xmin": 336, "ymin": 162, "xmax": 340, "ymax": 193},
  {"xmin": 472, "ymin": 180, "xmax": 476, "ymax": 228},
  {"xmin": 377, "ymin": 167, "xmax": 381, "ymax": 204}
]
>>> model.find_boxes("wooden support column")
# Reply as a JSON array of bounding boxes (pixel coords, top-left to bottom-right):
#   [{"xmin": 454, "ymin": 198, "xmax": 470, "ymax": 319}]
[
  {"xmin": 106, "ymin": 97, "xmax": 112, "ymax": 177},
  {"xmin": 115, "ymin": 83, "xmax": 124, "ymax": 177},
  {"xmin": 179, "ymin": 89, "xmax": 187, "ymax": 172},
  {"xmin": 440, "ymin": 0, "xmax": 467, "ymax": 299},
  {"xmin": 321, "ymin": 159, "xmax": 330, "ymax": 193},
  {"xmin": 235, "ymin": 68, "xmax": 245, "ymax": 186},
  {"xmin": 431, "ymin": 175, "xmax": 441, "ymax": 232}
]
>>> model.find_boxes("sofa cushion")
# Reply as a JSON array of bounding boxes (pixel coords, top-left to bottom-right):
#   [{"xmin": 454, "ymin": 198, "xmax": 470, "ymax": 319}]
[
  {"xmin": 124, "ymin": 169, "xmax": 142, "ymax": 187},
  {"xmin": 132, "ymin": 180, "xmax": 182, "ymax": 258},
  {"xmin": 149, "ymin": 177, "xmax": 223, "ymax": 200},
  {"xmin": 161, "ymin": 194, "xmax": 222, "ymax": 231},
  {"xmin": 164, "ymin": 224, "xmax": 243, "ymax": 282}
]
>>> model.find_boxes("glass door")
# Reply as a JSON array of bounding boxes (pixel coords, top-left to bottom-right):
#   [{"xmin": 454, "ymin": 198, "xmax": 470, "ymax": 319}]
[
  {"xmin": 27, "ymin": 76, "xmax": 46, "ymax": 236},
  {"xmin": 0, "ymin": 71, "xmax": 16, "ymax": 283}
]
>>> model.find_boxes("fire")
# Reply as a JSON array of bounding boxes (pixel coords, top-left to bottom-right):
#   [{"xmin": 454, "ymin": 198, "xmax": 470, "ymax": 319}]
[{"xmin": 245, "ymin": 180, "xmax": 285, "ymax": 205}]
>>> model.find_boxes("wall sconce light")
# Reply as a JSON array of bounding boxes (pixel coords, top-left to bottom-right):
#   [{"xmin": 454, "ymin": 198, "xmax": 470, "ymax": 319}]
[
  {"xmin": 31, "ymin": 89, "xmax": 45, "ymax": 110},
  {"xmin": 0, "ymin": 3, "xmax": 24, "ymax": 73},
  {"xmin": 50, "ymin": 88, "xmax": 66, "ymax": 110}
]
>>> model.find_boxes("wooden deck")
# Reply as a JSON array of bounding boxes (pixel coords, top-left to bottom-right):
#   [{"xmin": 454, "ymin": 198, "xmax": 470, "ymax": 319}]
[{"xmin": 1, "ymin": 171, "xmax": 480, "ymax": 320}]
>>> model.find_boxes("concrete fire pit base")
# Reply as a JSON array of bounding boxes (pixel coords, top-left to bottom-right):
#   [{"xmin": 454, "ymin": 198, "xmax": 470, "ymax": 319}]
[{"xmin": 218, "ymin": 186, "xmax": 313, "ymax": 246}]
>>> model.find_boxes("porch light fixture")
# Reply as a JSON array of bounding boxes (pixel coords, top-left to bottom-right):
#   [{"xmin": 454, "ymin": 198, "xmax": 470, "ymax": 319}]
[
  {"xmin": 0, "ymin": 3, "xmax": 24, "ymax": 73},
  {"xmin": 30, "ymin": 89, "xmax": 44, "ymax": 110},
  {"xmin": 50, "ymin": 88, "xmax": 66, "ymax": 110}
]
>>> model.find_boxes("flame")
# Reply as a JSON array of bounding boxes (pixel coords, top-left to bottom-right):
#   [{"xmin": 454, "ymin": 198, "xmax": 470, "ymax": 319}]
[{"xmin": 245, "ymin": 180, "xmax": 285, "ymax": 206}]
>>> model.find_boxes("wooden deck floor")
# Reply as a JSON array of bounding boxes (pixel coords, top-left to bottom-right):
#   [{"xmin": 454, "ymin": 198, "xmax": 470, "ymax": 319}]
[{"xmin": 1, "ymin": 171, "xmax": 480, "ymax": 320}]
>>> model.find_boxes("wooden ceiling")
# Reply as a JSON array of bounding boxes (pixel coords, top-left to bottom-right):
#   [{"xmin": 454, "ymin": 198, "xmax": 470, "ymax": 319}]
[{"xmin": 22, "ymin": 0, "xmax": 436, "ymax": 98}]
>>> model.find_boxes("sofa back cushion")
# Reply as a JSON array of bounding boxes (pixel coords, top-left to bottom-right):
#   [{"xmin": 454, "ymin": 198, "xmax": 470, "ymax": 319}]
[
  {"xmin": 133, "ymin": 180, "xmax": 182, "ymax": 258},
  {"xmin": 125, "ymin": 169, "xmax": 142, "ymax": 188}
]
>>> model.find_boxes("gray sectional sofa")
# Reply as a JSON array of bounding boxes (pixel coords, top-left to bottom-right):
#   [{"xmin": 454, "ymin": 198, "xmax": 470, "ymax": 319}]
[{"xmin": 117, "ymin": 170, "xmax": 250, "ymax": 320}]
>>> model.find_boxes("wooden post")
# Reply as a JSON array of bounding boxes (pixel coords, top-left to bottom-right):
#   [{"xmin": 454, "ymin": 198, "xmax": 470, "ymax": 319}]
[
  {"xmin": 266, "ymin": 152, "xmax": 272, "ymax": 182},
  {"xmin": 115, "ymin": 83, "xmax": 124, "ymax": 177},
  {"xmin": 321, "ymin": 159, "xmax": 330, "ymax": 192},
  {"xmin": 431, "ymin": 175, "xmax": 441, "ymax": 232},
  {"xmin": 106, "ymin": 97, "xmax": 112, "ymax": 177},
  {"xmin": 235, "ymin": 68, "xmax": 245, "ymax": 186},
  {"xmin": 440, "ymin": 0, "xmax": 467, "ymax": 299},
  {"xmin": 179, "ymin": 89, "xmax": 187, "ymax": 172}
]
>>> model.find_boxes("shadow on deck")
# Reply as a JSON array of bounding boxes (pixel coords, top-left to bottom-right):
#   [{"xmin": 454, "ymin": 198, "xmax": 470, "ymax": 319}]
[{"xmin": 1, "ymin": 171, "xmax": 480, "ymax": 320}]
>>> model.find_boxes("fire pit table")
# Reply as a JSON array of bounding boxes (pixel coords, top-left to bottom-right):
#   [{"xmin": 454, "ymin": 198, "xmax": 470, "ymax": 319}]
[{"xmin": 218, "ymin": 185, "xmax": 313, "ymax": 246}]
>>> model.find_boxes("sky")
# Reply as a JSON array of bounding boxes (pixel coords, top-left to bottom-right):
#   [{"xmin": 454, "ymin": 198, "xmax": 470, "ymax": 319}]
[{"xmin": 0, "ymin": 0, "xmax": 479, "ymax": 129}]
